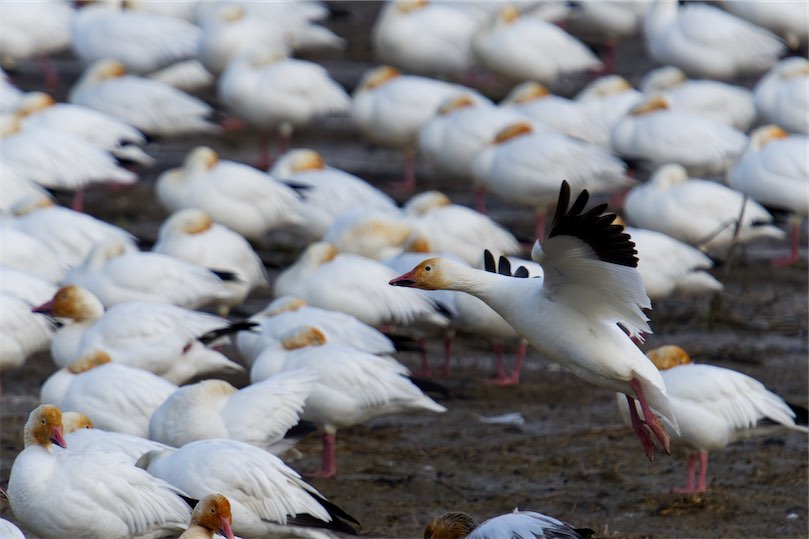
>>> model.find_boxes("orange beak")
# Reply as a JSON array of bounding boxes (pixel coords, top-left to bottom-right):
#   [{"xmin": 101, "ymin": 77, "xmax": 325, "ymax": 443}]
[
  {"xmin": 32, "ymin": 299, "xmax": 55, "ymax": 314},
  {"xmin": 220, "ymin": 515, "xmax": 235, "ymax": 539},
  {"xmin": 389, "ymin": 270, "xmax": 417, "ymax": 287}
]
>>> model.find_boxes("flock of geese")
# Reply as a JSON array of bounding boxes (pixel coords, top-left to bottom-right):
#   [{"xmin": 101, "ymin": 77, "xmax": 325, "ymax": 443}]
[{"xmin": 1, "ymin": 0, "xmax": 807, "ymax": 538}]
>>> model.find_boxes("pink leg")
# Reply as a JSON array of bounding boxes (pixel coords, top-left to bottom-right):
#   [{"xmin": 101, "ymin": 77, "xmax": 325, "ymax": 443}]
[
  {"xmin": 255, "ymin": 133, "xmax": 272, "ymax": 171},
  {"xmin": 626, "ymin": 394, "xmax": 655, "ymax": 461},
  {"xmin": 696, "ymin": 451, "xmax": 709, "ymax": 493},
  {"xmin": 220, "ymin": 116, "xmax": 246, "ymax": 132},
  {"xmin": 673, "ymin": 454, "xmax": 697, "ymax": 493},
  {"xmin": 494, "ymin": 341, "xmax": 506, "ymax": 379},
  {"xmin": 39, "ymin": 55, "xmax": 59, "ymax": 93},
  {"xmin": 629, "ymin": 378, "xmax": 671, "ymax": 454},
  {"xmin": 417, "ymin": 337, "xmax": 433, "ymax": 378},
  {"xmin": 392, "ymin": 149, "xmax": 416, "ymax": 192},
  {"xmin": 441, "ymin": 333, "xmax": 454, "ymax": 378},
  {"xmin": 489, "ymin": 339, "xmax": 527, "ymax": 387},
  {"xmin": 475, "ymin": 186, "xmax": 487, "ymax": 214},
  {"xmin": 773, "ymin": 221, "xmax": 801, "ymax": 267},
  {"xmin": 307, "ymin": 432, "xmax": 337, "ymax": 478},
  {"xmin": 71, "ymin": 188, "xmax": 85, "ymax": 212}
]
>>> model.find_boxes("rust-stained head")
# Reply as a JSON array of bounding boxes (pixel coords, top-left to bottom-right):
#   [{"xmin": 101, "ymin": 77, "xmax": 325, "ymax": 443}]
[
  {"xmin": 62, "ymin": 411, "xmax": 94, "ymax": 433},
  {"xmin": 629, "ymin": 94, "xmax": 670, "ymax": 116},
  {"xmin": 424, "ymin": 511, "xmax": 479, "ymax": 538},
  {"xmin": 191, "ymin": 493, "xmax": 235, "ymax": 539},
  {"xmin": 646, "ymin": 345, "xmax": 693, "ymax": 370},
  {"xmin": 437, "ymin": 94, "xmax": 477, "ymax": 115},
  {"xmin": 492, "ymin": 122, "xmax": 534, "ymax": 144},
  {"xmin": 504, "ymin": 81, "xmax": 551, "ymax": 104},
  {"xmin": 281, "ymin": 326, "xmax": 327, "ymax": 350},
  {"xmin": 357, "ymin": 66, "xmax": 401, "ymax": 92},
  {"xmin": 24, "ymin": 404, "xmax": 67, "ymax": 450},
  {"xmin": 68, "ymin": 350, "xmax": 112, "ymax": 374}
]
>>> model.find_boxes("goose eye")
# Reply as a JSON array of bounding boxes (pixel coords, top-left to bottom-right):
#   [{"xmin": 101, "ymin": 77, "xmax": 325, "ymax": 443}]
[
  {"xmin": 424, "ymin": 266, "xmax": 431, "ymax": 272},
  {"xmin": 41, "ymin": 419, "xmax": 47, "ymax": 425}
]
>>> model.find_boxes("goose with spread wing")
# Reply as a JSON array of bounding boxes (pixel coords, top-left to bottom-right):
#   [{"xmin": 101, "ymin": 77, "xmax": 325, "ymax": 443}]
[{"xmin": 390, "ymin": 181, "xmax": 678, "ymax": 460}]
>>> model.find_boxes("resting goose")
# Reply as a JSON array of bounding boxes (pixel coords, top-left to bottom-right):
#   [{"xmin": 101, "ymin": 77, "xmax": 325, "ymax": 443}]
[
  {"xmin": 424, "ymin": 509, "xmax": 594, "ymax": 539},
  {"xmin": 391, "ymin": 181, "xmax": 679, "ymax": 460},
  {"xmin": 181, "ymin": 494, "xmax": 235, "ymax": 539}
]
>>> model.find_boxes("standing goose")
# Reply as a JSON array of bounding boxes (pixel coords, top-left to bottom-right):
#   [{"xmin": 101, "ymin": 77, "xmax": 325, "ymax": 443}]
[{"xmin": 390, "ymin": 181, "xmax": 678, "ymax": 460}]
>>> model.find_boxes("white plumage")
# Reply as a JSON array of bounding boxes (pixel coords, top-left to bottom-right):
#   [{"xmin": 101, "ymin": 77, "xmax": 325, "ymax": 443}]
[{"xmin": 753, "ymin": 57, "xmax": 809, "ymax": 135}]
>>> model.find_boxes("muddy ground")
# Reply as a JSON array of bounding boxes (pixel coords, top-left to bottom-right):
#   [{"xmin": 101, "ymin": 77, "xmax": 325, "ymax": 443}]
[{"xmin": 1, "ymin": 2, "xmax": 807, "ymax": 538}]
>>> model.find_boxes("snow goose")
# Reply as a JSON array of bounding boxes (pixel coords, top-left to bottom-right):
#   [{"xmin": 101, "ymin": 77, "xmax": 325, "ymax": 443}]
[
  {"xmin": 16, "ymin": 91, "xmax": 154, "ymax": 166},
  {"xmin": 63, "ymin": 239, "xmax": 233, "ymax": 309},
  {"xmin": 0, "ymin": 67, "xmax": 23, "ymax": 113},
  {"xmin": 425, "ymin": 509, "xmax": 594, "ymax": 539},
  {"xmin": 71, "ymin": 2, "xmax": 200, "ymax": 74},
  {"xmin": 40, "ymin": 349, "xmax": 116, "ymax": 407},
  {"xmin": 148, "ymin": 369, "xmax": 316, "ymax": 451},
  {"xmin": 251, "ymin": 328, "xmax": 446, "ymax": 477},
  {"xmin": 472, "ymin": 6, "xmax": 603, "ymax": 85},
  {"xmin": 639, "ymin": 66, "xmax": 755, "ymax": 130},
  {"xmin": 0, "ymin": 266, "xmax": 57, "ymax": 306},
  {"xmin": 501, "ymin": 81, "xmax": 611, "ymax": 146},
  {"xmin": 0, "ymin": 162, "xmax": 50, "ymax": 212},
  {"xmin": 723, "ymin": 1, "xmax": 808, "ymax": 50},
  {"xmin": 323, "ymin": 208, "xmax": 414, "ymax": 260},
  {"xmin": 237, "ymin": 296, "xmax": 394, "ymax": 365},
  {"xmin": 351, "ymin": 65, "xmax": 487, "ymax": 190},
  {"xmin": 269, "ymin": 148, "xmax": 400, "ymax": 240},
  {"xmin": 69, "ymin": 59, "xmax": 219, "ymax": 137},
  {"xmin": 243, "ymin": 2, "xmax": 344, "ymax": 54},
  {"xmin": 181, "ymin": 493, "xmax": 235, "ymax": 539},
  {"xmin": 753, "ymin": 57, "xmax": 809, "ymax": 135},
  {"xmin": 218, "ymin": 46, "xmax": 351, "ymax": 168},
  {"xmin": 574, "ymin": 74, "xmax": 643, "ymax": 133},
  {"xmin": 371, "ymin": 0, "xmax": 479, "ymax": 78},
  {"xmin": 61, "ymin": 416, "xmax": 174, "ymax": 465},
  {"xmin": 56, "ymin": 356, "xmax": 177, "ymax": 437},
  {"xmin": 0, "ymin": 114, "xmax": 137, "ymax": 210},
  {"xmin": 153, "ymin": 208, "xmax": 269, "ymax": 314},
  {"xmin": 403, "ymin": 190, "xmax": 521, "ymax": 266},
  {"xmin": 35, "ymin": 285, "xmax": 245, "ymax": 381},
  {"xmin": 642, "ymin": 0, "xmax": 785, "ymax": 80},
  {"xmin": 147, "ymin": 59, "xmax": 215, "ymax": 93},
  {"xmin": 275, "ymin": 241, "xmax": 447, "ymax": 328},
  {"xmin": 728, "ymin": 125, "xmax": 808, "ymax": 266},
  {"xmin": 391, "ymin": 181, "xmax": 679, "ymax": 460},
  {"xmin": 611, "ymin": 94, "xmax": 748, "ymax": 176},
  {"xmin": 5, "ymin": 194, "xmax": 136, "ymax": 269},
  {"xmin": 156, "ymin": 146, "xmax": 303, "ymax": 240},
  {"xmin": 617, "ymin": 345, "xmax": 808, "ymax": 493},
  {"xmin": 624, "ymin": 164, "xmax": 785, "ymax": 257},
  {"xmin": 7, "ymin": 405, "xmax": 191, "ymax": 539},
  {"xmin": 0, "ymin": 227, "xmax": 67, "ymax": 282},
  {"xmin": 0, "ymin": 516, "xmax": 24, "ymax": 539},
  {"xmin": 0, "ymin": 293, "xmax": 55, "ymax": 372},
  {"xmin": 139, "ymin": 438, "xmax": 359, "ymax": 536},
  {"xmin": 471, "ymin": 121, "xmax": 630, "ymax": 239}
]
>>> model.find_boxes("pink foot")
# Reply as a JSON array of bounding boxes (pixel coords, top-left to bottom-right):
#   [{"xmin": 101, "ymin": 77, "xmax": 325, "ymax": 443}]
[
  {"xmin": 485, "ymin": 372, "xmax": 520, "ymax": 387},
  {"xmin": 306, "ymin": 432, "xmax": 337, "ymax": 478}
]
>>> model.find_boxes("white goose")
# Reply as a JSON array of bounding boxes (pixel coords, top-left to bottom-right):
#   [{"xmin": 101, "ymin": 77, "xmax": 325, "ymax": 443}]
[
  {"xmin": 35, "ymin": 285, "xmax": 244, "ymax": 382},
  {"xmin": 472, "ymin": 6, "xmax": 602, "ymax": 85},
  {"xmin": 624, "ymin": 164, "xmax": 785, "ymax": 257},
  {"xmin": 0, "ymin": 227, "xmax": 66, "ymax": 282},
  {"xmin": 148, "ymin": 369, "xmax": 316, "ymax": 451},
  {"xmin": 574, "ymin": 75, "xmax": 642, "ymax": 133},
  {"xmin": 753, "ymin": 57, "xmax": 809, "ymax": 135},
  {"xmin": 181, "ymin": 494, "xmax": 235, "ymax": 539},
  {"xmin": 156, "ymin": 146, "xmax": 303, "ymax": 240},
  {"xmin": 69, "ymin": 59, "xmax": 219, "ymax": 137},
  {"xmin": 269, "ymin": 148, "xmax": 399, "ymax": 240},
  {"xmin": 0, "ymin": 67, "xmax": 23, "ymax": 113},
  {"xmin": 322, "ymin": 207, "xmax": 414, "ymax": 260},
  {"xmin": 251, "ymin": 327, "xmax": 446, "ymax": 477},
  {"xmin": 0, "ymin": 293, "xmax": 55, "ymax": 372},
  {"xmin": 61, "ymin": 415, "xmax": 174, "ymax": 465},
  {"xmin": 0, "ymin": 162, "xmax": 50, "ymax": 212},
  {"xmin": 611, "ymin": 95, "xmax": 748, "ymax": 176},
  {"xmin": 153, "ymin": 208, "xmax": 269, "ymax": 314},
  {"xmin": 728, "ymin": 125, "xmax": 808, "ymax": 266},
  {"xmin": 639, "ymin": 66, "xmax": 756, "ymax": 130},
  {"xmin": 617, "ymin": 345, "xmax": 807, "ymax": 493},
  {"xmin": 63, "ymin": 239, "xmax": 232, "ymax": 310},
  {"xmin": 0, "ymin": 517, "xmax": 24, "ymax": 539},
  {"xmin": 139, "ymin": 438, "xmax": 360, "ymax": 537},
  {"xmin": 0, "ymin": 266, "xmax": 57, "ymax": 306},
  {"xmin": 390, "ymin": 181, "xmax": 679, "ymax": 461},
  {"xmin": 7, "ymin": 405, "xmax": 191, "ymax": 539},
  {"xmin": 425, "ymin": 509, "xmax": 594, "ymax": 539},
  {"xmin": 237, "ymin": 295, "xmax": 395, "ymax": 365},
  {"xmin": 275, "ymin": 241, "xmax": 446, "ymax": 328},
  {"xmin": 724, "ymin": 1, "xmax": 808, "ymax": 48},
  {"xmin": 643, "ymin": 0, "xmax": 785, "ymax": 80}
]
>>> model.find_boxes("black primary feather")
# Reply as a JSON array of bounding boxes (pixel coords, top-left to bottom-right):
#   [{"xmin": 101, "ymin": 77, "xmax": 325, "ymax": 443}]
[
  {"xmin": 196, "ymin": 321, "xmax": 258, "ymax": 346},
  {"xmin": 285, "ymin": 495, "xmax": 361, "ymax": 535},
  {"xmin": 788, "ymin": 402, "xmax": 809, "ymax": 427},
  {"xmin": 547, "ymin": 180, "xmax": 638, "ymax": 268},
  {"xmin": 283, "ymin": 420, "xmax": 319, "ymax": 440},
  {"xmin": 513, "ymin": 266, "xmax": 530, "ymax": 278},
  {"xmin": 483, "ymin": 250, "xmax": 496, "ymax": 273},
  {"xmin": 210, "ymin": 269, "xmax": 241, "ymax": 282},
  {"xmin": 497, "ymin": 256, "xmax": 512, "ymax": 276},
  {"xmin": 409, "ymin": 376, "xmax": 452, "ymax": 398}
]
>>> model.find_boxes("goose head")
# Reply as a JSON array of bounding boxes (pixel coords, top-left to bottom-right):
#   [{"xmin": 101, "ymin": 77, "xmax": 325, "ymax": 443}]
[
  {"xmin": 424, "ymin": 511, "xmax": 479, "ymax": 539},
  {"xmin": 628, "ymin": 94, "xmax": 670, "ymax": 116},
  {"xmin": 577, "ymin": 75, "xmax": 634, "ymax": 101},
  {"xmin": 747, "ymin": 125, "xmax": 789, "ymax": 152},
  {"xmin": 281, "ymin": 325, "xmax": 327, "ymax": 350},
  {"xmin": 648, "ymin": 163, "xmax": 689, "ymax": 189},
  {"xmin": 185, "ymin": 146, "xmax": 220, "ymax": 173},
  {"xmin": 159, "ymin": 208, "xmax": 215, "ymax": 239},
  {"xmin": 436, "ymin": 94, "xmax": 477, "ymax": 116},
  {"xmin": 404, "ymin": 190, "xmax": 451, "ymax": 216},
  {"xmin": 24, "ymin": 404, "xmax": 67, "ymax": 450},
  {"xmin": 270, "ymin": 148, "xmax": 326, "ymax": 177},
  {"xmin": 68, "ymin": 350, "xmax": 112, "ymax": 374},
  {"xmin": 62, "ymin": 412, "xmax": 94, "ymax": 434},
  {"xmin": 502, "ymin": 81, "xmax": 551, "ymax": 105},
  {"xmin": 76, "ymin": 59, "xmax": 127, "ymax": 88},
  {"xmin": 646, "ymin": 344, "xmax": 693, "ymax": 370},
  {"xmin": 16, "ymin": 91, "xmax": 56, "ymax": 117},
  {"xmin": 389, "ymin": 257, "xmax": 468, "ymax": 291},
  {"xmin": 10, "ymin": 194, "xmax": 54, "ymax": 216},
  {"xmin": 33, "ymin": 285, "xmax": 105, "ymax": 322},
  {"xmin": 491, "ymin": 122, "xmax": 534, "ymax": 144},
  {"xmin": 356, "ymin": 66, "xmax": 400, "ymax": 93},
  {"xmin": 191, "ymin": 494, "xmax": 235, "ymax": 539},
  {"xmin": 640, "ymin": 66, "xmax": 687, "ymax": 93}
]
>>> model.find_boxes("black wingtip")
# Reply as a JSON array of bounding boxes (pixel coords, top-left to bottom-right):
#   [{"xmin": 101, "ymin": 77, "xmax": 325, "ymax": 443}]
[
  {"xmin": 788, "ymin": 401, "xmax": 809, "ymax": 427},
  {"xmin": 210, "ymin": 269, "xmax": 241, "ymax": 282},
  {"xmin": 497, "ymin": 256, "xmax": 512, "ymax": 276},
  {"xmin": 513, "ymin": 266, "xmax": 530, "ymax": 278},
  {"xmin": 483, "ymin": 250, "xmax": 496, "ymax": 273},
  {"xmin": 197, "ymin": 321, "xmax": 259, "ymax": 346},
  {"xmin": 287, "ymin": 496, "xmax": 362, "ymax": 535}
]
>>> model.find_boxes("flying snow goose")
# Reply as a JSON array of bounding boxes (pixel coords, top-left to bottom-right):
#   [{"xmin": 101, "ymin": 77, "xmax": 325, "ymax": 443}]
[
  {"xmin": 472, "ymin": 5, "xmax": 603, "ymax": 85},
  {"xmin": 69, "ymin": 59, "xmax": 219, "ymax": 137},
  {"xmin": 642, "ymin": 0, "xmax": 785, "ymax": 80},
  {"xmin": 5, "ymin": 194, "xmax": 136, "ymax": 269},
  {"xmin": 148, "ymin": 369, "xmax": 316, "ymax": 451},
  {"xmin": 275, "ymin": 241, "xmax": 447, "ymax": 328},
  {"xmin": 471, "ymin": 121, "xmax": 630, "ymax": 239},
  {"xmin": 237, "ymin": 295, "xmax": 394, "ymax": 365},
  {"xmin": 0, "ymin": 227, "xmax": 67, "ymax": 282},
  {"xmin": 753, "ymin": 57, "xmax": 809, "ymax": 135},
  {"xmin": 639, "ymin": 66, "xmax": 755, "ymax": 130},
  {"xmin": 156, "ymin": 146, "xmax": 303, "ymax": 240},
  {"xmin": 0, "ymin": 293, "xmax": 55, "ymax": 372},
  {"xmin": 390, "ymin": 181, "xmax": 679, "ymax": 461},
  {"xmin": 181, "ymin": 494, "xmax": 236, "ymax": 539},
  {"xmin": 611, "ymin": 94, "xmax": 748, "ymax": 176},
  {"xmin": 251, "ymin": 327, "xmax": 446, "ymax": 477},
  {"xmin": 425, "ymin": 509, "xmax": 595, "ymax": 539},
  {"xmin": 728, "ymin": 125, "xmax": 808, "ymax": 266},
  {"xmin": 617, "ymin": 345, "xmax": 808, "ymax": 493},
  {"xmin": 153, "ymin": 208, "xmax": 269, "ymax": 314},
  {"xmin": 624, "ymin": 164, "xmax": 785, "ymax": 257},
  {"xmin": 218, "ymin": 46, "xmax": 351, "ymax": 168},
  {"xmin": 269, "ymin": 148, "xmax": 400, "ymax": 240},
  {"xmin": 139, "ymin": 438, "xmax": 359, "ymax": 537},
  {"xmin": 71, "ymin": 2, "xmax": 200, "ymax": 74},
  {"xmin": 35, "ymin": 285, "xmax": 245, "ymax": 382},
  {"xmin": 371, "ymin": 0, "xmax": 479, "ymax": 78},
  {"xmin": 501, "ymin": 81, "xmax": 611, "ymax": 146},
  {"xmin": 63, "ymin": 239, "xmax": 233, "ymax": 309},
  {"xmin": 7, "ymin": 405, "xmax": 191, "ymax": 539},
  {"xmin": 351, "ymin": 65, "xmax": 487, "ymax": 190}
]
